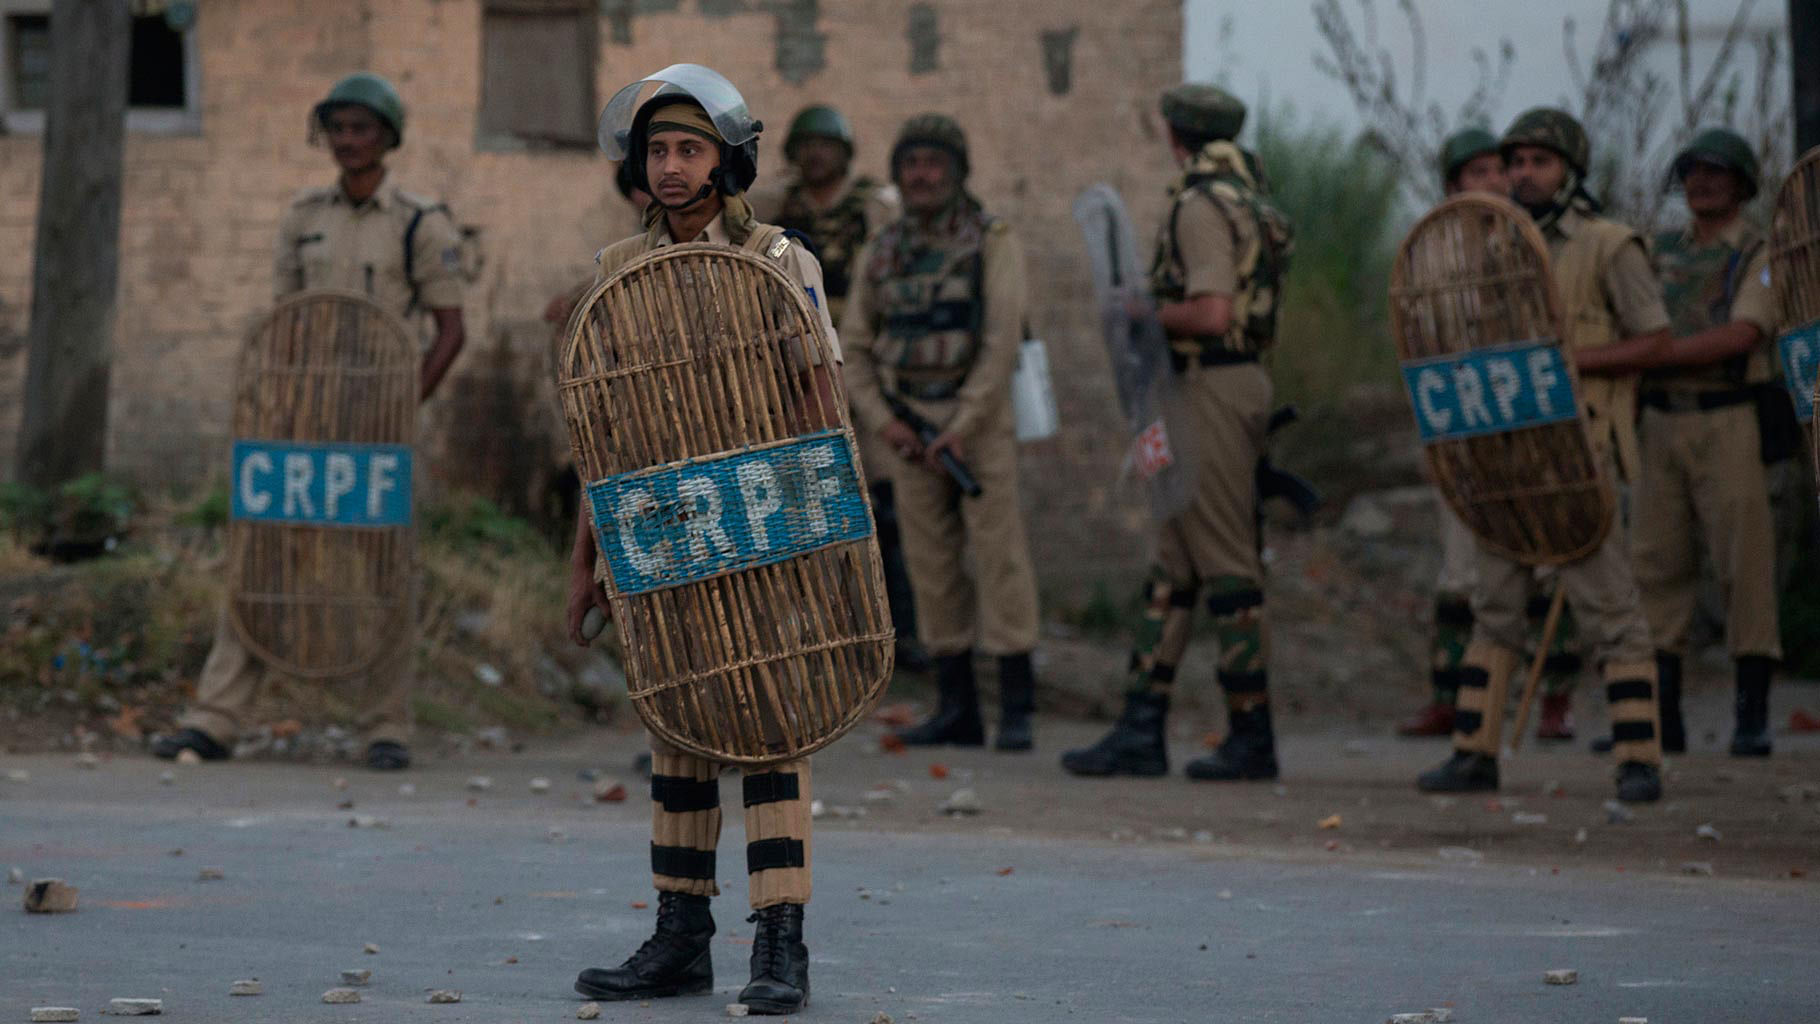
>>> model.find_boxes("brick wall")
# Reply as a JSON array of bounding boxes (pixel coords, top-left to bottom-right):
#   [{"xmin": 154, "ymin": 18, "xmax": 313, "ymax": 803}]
[{"xmin": 0, "ymin": 0, "xmax": 1182, "ymax": 605}]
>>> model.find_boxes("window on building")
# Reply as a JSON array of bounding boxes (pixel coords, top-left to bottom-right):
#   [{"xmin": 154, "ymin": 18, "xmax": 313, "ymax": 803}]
[
  {"xmin": 478, "ymin": 0, "xmax": 597, "ymax": 150},
  {"xmin": 1, "ymin": 2, "xmax": 199, "ymax": 134}
]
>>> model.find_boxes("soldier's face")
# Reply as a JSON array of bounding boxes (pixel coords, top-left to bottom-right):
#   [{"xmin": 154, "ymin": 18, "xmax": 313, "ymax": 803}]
[
  {"xmin": 897, "ymin": 146, "xmax": 958, "ymax": 214},
  {"xmin": 646, "ymin": 130, "xmax": 720, "ymax": 208},
  {"xmin": 324, "ymin": 106, "xmax": 389, "ymax": 173},
  {"xmin": 1681, "ymin": 163, "xmax": 1744, "ymax": 217},
  {"xmin": 792, "ymin": 137, "xmax": 849, "ymax": 187},
  {"xmin": 1507, "ymin": 146, "xmax": 1568, "ymax": 207},
  {"xmin": 1447, "ymin": 154, "xmax": 1507, "ymax": 197}
]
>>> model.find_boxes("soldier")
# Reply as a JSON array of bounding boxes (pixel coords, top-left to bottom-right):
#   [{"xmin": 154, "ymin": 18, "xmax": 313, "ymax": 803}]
[
  {"xmin": 566, "ymin": 67, "xmax": 838, "ymax": 1015},
  {"xmin": 841, "ymin": 114, "xmax": 1041, "ymax": 752},
  {"xmin": 752, "ymin": 106, "xmax": 928, "ymax": 673},
  {"xmin": 1417, "ymin": 108, "xmax": 1669, "ymax": 802},
  {"xmin": 152, "ymin": 72, "xmax": 465, "ymax": 773},
  {"xmin": 1401, "ymin": 129, "xmax": 1587, "ymax": 743},
  {"xmin": 1062, "ymin": 84, "xmax": 1292, "ymax": 782},
  {"xmin": 1578, "ymin": 129, "xmax": 1780, "ymax": 757}
]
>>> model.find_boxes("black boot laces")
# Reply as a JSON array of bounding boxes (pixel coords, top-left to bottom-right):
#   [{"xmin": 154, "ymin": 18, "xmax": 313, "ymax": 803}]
[
  {"xmin": 624, "ymin": 895, "xmax": 703, "ymax": 971},
  {"xmin": 746, "ymin": 906, "xmax": 794, "ymax": 980}
]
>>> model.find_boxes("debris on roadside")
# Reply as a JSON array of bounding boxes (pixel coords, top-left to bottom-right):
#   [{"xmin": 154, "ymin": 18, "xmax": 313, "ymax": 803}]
[
  {"xmin": 1543, "ymin": 968, "xmax": 1578, "ymax": 985},
  {"xmin": 592, "ymin": 779, "xmax": 628, "ymax": 802},
  {"xmin": 467, "ymin": 776, "xmax": 493, "ymax": 792},
  {"xmin": 230, "ymin": 979, "xmax": 262, "ymax": 996},
  {"xmin": 106, "ymin": 998, "xmax": 162, "ymax": 1015},
  {"xmin": 1317, "ymin": 814, "xmax": 1342, "ymax": 830},
  {"xmin": 24, "ymin": 879, "xmax": 79, "ymax": 913},
  {"xmin": 1695, "ymin": 823, "xmax": 1722, "ymax": 842},
  {"xmin": 196, "ymin": 867, "xmax": 225, "ymax": 882},
  {"xmin": 30, "ymin": 1009, "xmax": 80, "ymax": 1022},
  {"xmin": 363, "ymin": 942, "xmax": 380, "ymax": 954},
  {"xmin": 940, "ymin": 788, "xmax": 982, "ymax": 816},
  {"xmin": 1680, "ymin": 861, "xmax": 1715, "ymax": 876},
  {"xmin": 530, "ymin": 777, "xmax": 552, "ymax": 793},
  {"xmin": 427, "ymin": 990, "xmax": 462, "ymax": 1004},
  {"xmin": 340, "ymin": 968, "xmax": 372, "ymax": 985},
  {"xmin": 577, "ymin": 1003, "xmax": 602, "ymax": 1020},
  {"xmin": 322, "ymin": 988, "xmax": 361, "ymax": 1004}
]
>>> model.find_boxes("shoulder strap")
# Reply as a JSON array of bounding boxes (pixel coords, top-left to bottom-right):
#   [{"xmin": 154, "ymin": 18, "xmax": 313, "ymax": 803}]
[{"xmin": 402, "ymin": 207, "xmax": 427, "ymax": 316}]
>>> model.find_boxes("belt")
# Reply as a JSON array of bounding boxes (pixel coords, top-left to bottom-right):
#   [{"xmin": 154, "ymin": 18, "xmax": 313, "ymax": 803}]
[
  {"xmin": 1170, "ymin": 347, "xmax": 1258, "ymax": 373},
  {"xmin": 896, "ymin": 378, "xmax": 962, "ymax": 401},
  {"xmin": 1639, "ymin": 388, "xmax": 1754, "ymax": 414}
]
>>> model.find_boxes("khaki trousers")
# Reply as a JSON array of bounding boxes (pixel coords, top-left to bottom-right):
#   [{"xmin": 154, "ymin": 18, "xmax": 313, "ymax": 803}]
[
  {"xmin": 647, "ymin": 734, "xmax": 812, "ymax": 909},
  {"xmin": 1631, "ymin": 404, "xmax": 1781, "ymax": 659},
  {"xmin": 179, "ymin": 608, "xmax": 414, "ymax": 745},
  {"xmin": 889, "ymin": 406, "xmax": 1039, "ymax": 656},
  {"xmin": 1153, "ymin": 362, "xmax": 1272, "ymax": 587}
]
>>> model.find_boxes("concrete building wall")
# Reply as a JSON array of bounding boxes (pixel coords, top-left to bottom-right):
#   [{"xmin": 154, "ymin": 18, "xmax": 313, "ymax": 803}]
[{"xmin": 0, "ymin": 0, "xmax": 1183, "ymax": 604}]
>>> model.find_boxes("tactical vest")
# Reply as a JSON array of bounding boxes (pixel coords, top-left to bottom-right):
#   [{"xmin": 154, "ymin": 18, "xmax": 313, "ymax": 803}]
[
  {"xmin": 1646, "ymin": 224, "xmax": 1769, "ymax": 389},
  {"xmin": 1150, "ymin": 141, "xmax": 1293, "ymax": 357},
  {"xmin": 774, "ymin": 177, "xmax": 879, "ymax": 323},
  {"xmin": 864, "ymin": 205, "xmax": 993, "ymax": 392},
  {"xmin": 1550, "ymin": 212, "xmax": 1645, "ymax": 481}
]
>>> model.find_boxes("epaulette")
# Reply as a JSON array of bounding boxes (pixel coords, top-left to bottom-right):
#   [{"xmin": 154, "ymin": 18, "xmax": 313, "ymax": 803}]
[
  {"xmin": 394, "ymin": 188, "xmax": 449, "ymax": 215},
  {"xmin": 766, "ymin": 234, "xmax": 793, "ymax": 260}
]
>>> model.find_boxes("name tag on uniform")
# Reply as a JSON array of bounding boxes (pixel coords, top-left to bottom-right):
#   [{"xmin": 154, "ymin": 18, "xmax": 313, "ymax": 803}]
[
  {"xmin": 231, "ymin": 441, "xmax": 413, "ymax": 527},
  {"xmin": 587, "ymin": 430, "xmax": 872, "ymax": 596},
  {"xmin": 1777, "ymin": 321, "xmax": 1820, "ymax": 423},
  {"xmin": 1400, "ymin": 341, "xmax": 1579, "ymax": 443}
]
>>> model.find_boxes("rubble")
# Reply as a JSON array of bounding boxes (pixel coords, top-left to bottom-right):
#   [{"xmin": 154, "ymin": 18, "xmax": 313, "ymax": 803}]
[
  {"xmin": 24, "ymin": 878, "xmax": 79, "ymax": 913},
  {"xmin": 229, "ymin": 979, "xmax": 263, "ymax": 996},
  {"xmin": 725, "ymin": 1004, "xmax": 750, "ymax": 1017},
  {"xmin": 592, "ymin": 779, "xmax": 628, "ymax": 802},
  {"xmin": 1696, "ymin": 823, "xmax": 1723, "ymax": 842},
  {"xmin": 341, "ymin": 968, "xmax": 372, "ymax": 985},
  {"xmin": 175, "ymin": 749, "xmax": 202, "ymax": 765},
  {"xmin": 1619, "ymin": 1018, "xmax": 1648, "ymax": 1023},
  {"xmin": 321, "ymin": 988, "xmax": 361, "ymax": 1004},
  {"xmin": 197, "ymin": 867, "xmax": 225, "ymax": 881},
  {"xmin": 940, "ymin": 788, "xmax": 982, "ymax": 815},
  {"xmin": 106, "ymin": 998, "xmax": 162, "ymax": 1015},
  {"xmin": 1603, "ymin": 800, "xmax": 1634, "ymax": 824},
  {"xmin": 347, "ymin": 815, "xmax": 390, "ymax": 829},
  {"xmin": 363, "ymin": 942, "xmax": 380, "ymax": 954},
  {"xmin": 1543, "ymin": 969, "xmax": 1578, "ymax": 985},
  {"xmin": 7, "ymin": 866, "xmax": 23, "ymax": 884},
  {"xmin": 467, "ymin": 776, "xmax": 493, "ymax": 792},
  {"xmin": 576, "ymin": 1003, "xmax": 602, "ymax": 1020},
  {"xmin": 869, "ymin": 1014, "xmax": 895, "ymax": 1024},
  {"xmin": 427, "ymin": 990, "xmax": 462, "ymax": 1003},
  {"xmin": 1318, "ymin": 814, "xmax": 1343, "ymax": 830},
  {"xmin": 1680, "ymin": 861, "xmax": 1715, "ymax": 876},
  {"xmin": 530, "ymin": 777, "xmax": 552, "ymax": 793},
  {"xmin": 30, "ymin": 1010, "xmax": 80, "ymax": 1022}
]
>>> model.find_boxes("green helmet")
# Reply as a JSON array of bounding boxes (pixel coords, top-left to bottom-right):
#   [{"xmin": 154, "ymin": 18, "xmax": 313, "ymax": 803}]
[
  {"xmin": 1500, "ymin": 107, "xmax": 1589, "ymax": 175},
  {"xmin": 1160, "ymin": 83, "xmax": 1246, "ymax": 143},
  {"xmin": 313, "ymin": 72, "xmax": 405, "ymax": 148},
  {"xmin": 785, "ymin": 105, "xmax": 854, "ymax": 160},
  {"xmin": 891, "ymin": 113, "xmax": 969, "ymax": 179},
  {"xmin": 1671, "ymin": 127, "xmax": 1760, "ymax": 199},
  {"xmin": 1439, "ymin": 127, "xmax": 1500, "ymax": 184}
]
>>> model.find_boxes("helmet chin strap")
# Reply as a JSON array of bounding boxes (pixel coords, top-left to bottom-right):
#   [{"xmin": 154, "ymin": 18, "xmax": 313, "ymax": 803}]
[
  {"xmin": 652, "ymin": 164, "xmax": 729, "ymax": 213},
  {"xmin": 1523, "ymin": 168, "xmax": 1584, "ymax": 233}
]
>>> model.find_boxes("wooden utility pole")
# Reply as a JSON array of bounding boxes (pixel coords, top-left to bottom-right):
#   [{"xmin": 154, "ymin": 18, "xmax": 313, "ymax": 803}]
[
  {"xmin": 1795, "ymin": 0, "xmax": 1820, "ymax": 151},
  {"xmin": 15, "ymin": 0, "xmax": 129, "ymax": 487}
]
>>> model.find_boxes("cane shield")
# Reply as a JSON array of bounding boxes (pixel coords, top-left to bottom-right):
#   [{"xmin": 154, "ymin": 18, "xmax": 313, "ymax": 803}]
[
  {"xmin": 226, "ymin": 290, "xmax": 418, "ymax": 677},
  {"xmin": 560, "ymin": 243, "xmax": 893, "ymax": 765},
  {"xmin": 1770, "ymin": 147, "xmax": 1820, "ymax": 464},
  {"xmin": 1389, "ymin": 194, "xmax": 1614, "ymax": 566}
]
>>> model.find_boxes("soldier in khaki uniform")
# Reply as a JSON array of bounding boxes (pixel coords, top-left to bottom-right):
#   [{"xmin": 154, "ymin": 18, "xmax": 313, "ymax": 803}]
[
  {"xmin": 153, "ymin": 73, "xmax": 465, "ymax": 773},
  {"xmin": 841, "ymin": 114, "xmax": 1041, "ymax": 752},
  {"xmin": 751, "ymin": 106, "xmax": 928, "ymax": 673},
  {"xmin": 1402, "ymin": 129, "xmax": 1588, "ymax": 742},
  {"xmin": 1576, "ymin": 129, "xmax": 1781, "ymax": 757},
  {"xmin": 1417, "ymin": 108, "xmax": 1668, "ymax": 803},
  {"xmin": 1062, "ymin": 85, "xmax": 1292, "ymax": 782},
  {"xmin": 565, "ymin": 68, "xmax": 838, "ymax": 1016}
]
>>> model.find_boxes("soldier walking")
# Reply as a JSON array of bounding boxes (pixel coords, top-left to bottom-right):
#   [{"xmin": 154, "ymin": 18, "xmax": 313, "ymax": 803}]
[
  {"xmin": 841, "ymin": 115, "xmax": 1042, "ymax": 752},
  {"xmin": 153, "ymin": 72, "xmax": 465, "ymax": 772}
]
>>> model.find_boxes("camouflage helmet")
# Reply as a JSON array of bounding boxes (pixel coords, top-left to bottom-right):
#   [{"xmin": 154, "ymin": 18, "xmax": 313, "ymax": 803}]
[
  {"xmin": 1439, "ymin": 127, "xmax": 1500, "ymax": 184},
  {"xmin": 785, "ymin": 104, "xmax": 855, "ymax": 159},
  {"xmin": 313, "ymin": 72, "xmax": 406, "ymax": 148},
  {"xmin": 1671, "ymin": 127, "xmax": 1760, "ymax": 200},
  {"xmin": 1160, "ymin": 83, "xmax": 1246, "ymax": 143},
  {"xmin": 1500, "ymin": 107, "xmax": 1589, "ymax": 175},
  {"xmin": 891, "ymin": 113, "xmax": 969, "ymax": 180}
]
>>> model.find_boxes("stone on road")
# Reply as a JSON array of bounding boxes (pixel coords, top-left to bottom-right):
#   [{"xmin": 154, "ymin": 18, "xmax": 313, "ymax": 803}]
[
  {"xmin": 30, "ymin": 1010, "xmax": 79, "ymax": 1022},
  {"xmin": 105, "ymin": 998, "xmax": 162, "ymax": 1015}
]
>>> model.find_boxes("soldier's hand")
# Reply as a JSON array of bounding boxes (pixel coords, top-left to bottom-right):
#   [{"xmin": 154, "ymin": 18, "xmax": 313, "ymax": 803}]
[
  {"xmin": 923, "ymin": 431, "xmax": 965, "ymax": 474},
  {"xmin": 882, "ymin": 419, "xmax": 923, "ymax": 462},
  {"xmin": 567, "ymin": 564, "xmax": 612, "ymax": 647}
]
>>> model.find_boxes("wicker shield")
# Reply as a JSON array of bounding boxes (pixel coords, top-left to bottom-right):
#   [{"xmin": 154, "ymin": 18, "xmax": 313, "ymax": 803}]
[
  {"xmin": 1770, "ymin": 147, "xmax": 1820, "ymax": 470},
  {"xmin": 560, "ymin": 242, "xmax": 893, "ymax": 765},
  {"xmin": 1389, "ymin": 194, "xmax": 1614, "ymax": 566},
  {"xmin": 227, "ymin": 290, "xmax": 418, "ymax": 678}
]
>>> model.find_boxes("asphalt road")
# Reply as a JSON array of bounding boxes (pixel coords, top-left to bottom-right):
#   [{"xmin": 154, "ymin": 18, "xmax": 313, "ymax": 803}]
[{"xmin": 4, "ymin": 747, "xmax": 1817, "ymax": 1024}]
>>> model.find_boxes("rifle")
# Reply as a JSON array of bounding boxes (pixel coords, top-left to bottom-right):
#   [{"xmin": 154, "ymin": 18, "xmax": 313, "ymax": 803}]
[
  {"xmin": 883, "ymin": 393, "xmax": 984, "ymax": 498},
  {"xmin": 1255, "ymin": 405, "xmax": 1320, "ymax": 517}
]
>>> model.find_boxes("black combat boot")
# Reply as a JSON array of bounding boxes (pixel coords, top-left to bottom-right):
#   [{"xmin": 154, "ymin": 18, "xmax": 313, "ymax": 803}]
[
  {"xmin": 574, "ymin": 891, "xmax": 715, "ymax": 1001},
  {"xmin": 994, "ymin": 653, "xmax": 1036, "ymax": 752},
  {"xmin": 1185, "ymin": 705, "xmax": 1279, "ymax": 781},
  {"xmin": 1658, "ymin": 651, "xmax": 1686, "ymax": 754},
  {"xmin": 1060, "ymin": 691, "xmax": 1170, "ymax": 777},
  {"xmin": 1417, "ymin": 750, "xmax": 1499, "ymax": 793},
  {"xmin": 896, "ymin": 652, "xmax": 985, "ymax": 746},
  {"xmin": 1729, "ymin": 655, "xmax": 1774, "ymax": 757},
  {"xmin": 738, "ymin": 903, "xmax": 809, "ymax": 1015},
  {"xmin": 150, "ymin": 728, "xmax": 232, "ymax": 762},
  {"xmin": 1615, "ymin": 760, "xmax": 1662, "ymax": 803}
]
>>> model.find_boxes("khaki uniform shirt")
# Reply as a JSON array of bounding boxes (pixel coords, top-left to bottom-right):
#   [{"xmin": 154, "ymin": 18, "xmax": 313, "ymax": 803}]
[
  {"xmin": 841, "ymin": 218, "xmax": 1028, "ymax": 441},
  {"xmin": 1545, "ymin": 208, "xmax": 1671, "ymax": 338},
  {"xmin": 1172, "ymin": 190, "xmax": 1239, "ymax": 300},
  {"xmin": 1649, "ymin": 217, "xmax": 1776, "ymax": 389},
  {"xmin": 594, "ymin": 210, "xmax": 841, "ymax": 365},
  {"xmin": 274, "ymin": 175, "xmax": 464, "ymax": 320}
]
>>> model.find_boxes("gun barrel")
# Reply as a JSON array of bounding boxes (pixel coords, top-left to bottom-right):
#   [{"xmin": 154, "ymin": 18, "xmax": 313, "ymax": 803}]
[{"xmin": 887, "ymin": 395, "xmax": 985, "ymax": 498}]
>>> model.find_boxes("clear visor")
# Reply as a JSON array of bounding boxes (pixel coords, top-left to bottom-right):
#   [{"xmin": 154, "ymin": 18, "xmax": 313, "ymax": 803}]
[{"xmin": 598, "ymin": 64, "xmax": 757, "ymax": 158}]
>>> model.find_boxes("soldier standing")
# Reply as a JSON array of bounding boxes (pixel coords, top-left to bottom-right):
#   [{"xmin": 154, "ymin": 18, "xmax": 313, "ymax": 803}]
[
  {"xmin": 1417, "ymin": 108, "xmax": 1668, "ymax": 802},
  {"xmin": 1062, "ymin": 85, "xmax": 1292, "ymax": 782},
  {"xmin": 752, "ymin": 106, "xmax": 927, "ymax": 673},
  {"xmin": 1400, "ymin": 129, "xmax": 1586, "ymax": 743},
  {"xmin": 153, "ymin": 72, "xmax": 465, "ymax": 772},
  {"xmin": 841, "ymin": 115, "xmax": 1041, "ymax": 752},
  {"xmin": 567, "ymin": 67, "xmax": 838, "ymax": 1015},
  {"xmin": 1578, "ymin": 129, "xmax": 1781, "ymax": 757}
]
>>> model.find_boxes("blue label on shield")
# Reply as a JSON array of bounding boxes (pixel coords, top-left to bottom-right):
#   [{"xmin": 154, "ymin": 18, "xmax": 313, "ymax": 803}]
[
  {"xmin": 587, "ymin": 430, "xmax": 872, "ymax": 596},
  {"xmin": 1777, "ymin": 321, "xmax": 1820, "ymax": 424},
  {"xmin": 1400, "ymin": 341, "xmax": 1581, "ymax": 443},
  {"xmin": 231, "ymin": 441, "xmax": 413, "ymax": 527}
]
